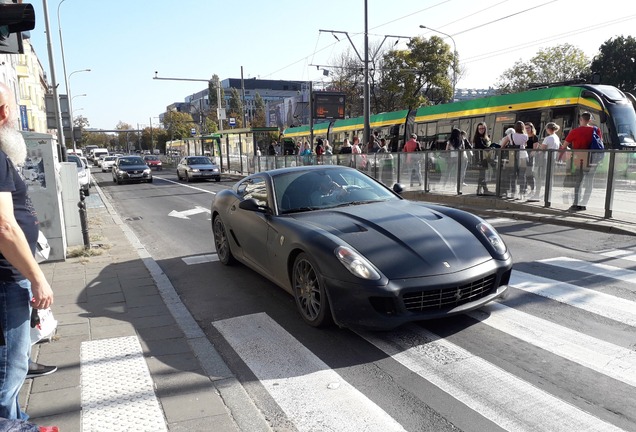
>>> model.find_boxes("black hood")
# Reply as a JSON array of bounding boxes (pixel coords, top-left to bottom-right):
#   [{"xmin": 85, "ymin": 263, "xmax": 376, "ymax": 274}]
[{"xmin": 292, "ymin": 200, "xmax": 490, "ymax": 279}]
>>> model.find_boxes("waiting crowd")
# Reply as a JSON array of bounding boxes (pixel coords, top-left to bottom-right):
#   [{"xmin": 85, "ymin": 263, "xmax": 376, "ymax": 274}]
[{"xmin": 261, "ymin": 112, "xmax": 601, "ymax": 212}]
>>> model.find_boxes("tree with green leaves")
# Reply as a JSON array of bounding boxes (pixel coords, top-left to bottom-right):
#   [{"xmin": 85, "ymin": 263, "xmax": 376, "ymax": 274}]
[
  {"xmin": 591, "ymin": 36, "xmax": 636, "ymax": 94},
  {"xmin": 228, "ymin": 87, "xmax": 244, "ymax": 128},
  {"xmin": 251, "ymin": 92, "xmax": 266, "ymax": 127},
  {"xmin": 495, "ymin": 43, "xmax": 590, "ymax": 93},
  {"xmin": 378, "ymin": 35, "xmax": 456, "ymax": 109},
  {"xmin": 161, "ymin": 111, "xmax": 195, "ymax": 141}
]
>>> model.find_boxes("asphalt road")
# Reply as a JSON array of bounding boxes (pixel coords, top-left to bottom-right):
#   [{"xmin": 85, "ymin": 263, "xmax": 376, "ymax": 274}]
[{"xmin": 93, "ymin": 166, "xmax": 636, "ymax": 432}]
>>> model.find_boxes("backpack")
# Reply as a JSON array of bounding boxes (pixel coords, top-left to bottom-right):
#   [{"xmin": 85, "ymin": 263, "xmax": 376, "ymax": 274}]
[{"xmin": 588, "ymin": 126, "xmax": 605, "ymax": 165}]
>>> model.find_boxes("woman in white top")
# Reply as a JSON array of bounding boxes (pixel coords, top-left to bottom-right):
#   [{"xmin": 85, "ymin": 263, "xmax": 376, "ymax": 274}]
[
  {"xmin": 501, "ymin": 121, "xmax": 529, "ymax": 199},
  {"xmin": 533, "ymin": 122, "xmax": 561, "ymax": 200}
]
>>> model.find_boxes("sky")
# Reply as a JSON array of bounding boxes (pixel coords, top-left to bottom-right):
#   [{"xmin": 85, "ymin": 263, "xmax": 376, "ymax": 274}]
[{"xmin": 26, "ymin": 0, "xmax": 636, "ymax": 130}]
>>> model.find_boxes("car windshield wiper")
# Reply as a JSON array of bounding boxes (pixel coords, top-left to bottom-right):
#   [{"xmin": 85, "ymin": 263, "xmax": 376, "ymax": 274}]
[
  {"xmin": 327, "ymin": 200, "xmax": 376, "ymax": 209},
  {"xmin": 280, "ymin": 206, "xmax": 318, "ymax": 214}
]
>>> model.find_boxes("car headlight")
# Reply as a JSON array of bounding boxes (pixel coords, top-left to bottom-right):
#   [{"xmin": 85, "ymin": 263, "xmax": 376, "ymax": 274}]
[
  {"xmin": 213, "ymin": 168, "xmax": 219, "ymax": 172},
  {"xmin": 144, "ymin": 168, "xmax": 151, "ymax": 174},
  {"xmin": 78, "ymin": 171, "xmax": 87, "ymax": 178},
  {"xmin": 477, "ymin": 222, "xmax": 507, "ymax": 255},
  {"xmin": 191, "ymin": 168, "xmax": 200, "ymax": 173},
  {"xmin": 335, "ymin": 246, "xmax": 381, "ymax": 280}
]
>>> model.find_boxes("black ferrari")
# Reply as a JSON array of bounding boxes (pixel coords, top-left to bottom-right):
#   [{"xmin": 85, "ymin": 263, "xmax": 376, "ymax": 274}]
[{"xmin": 211, "ymin": 165, "xmax": 512, "ymax": 330}]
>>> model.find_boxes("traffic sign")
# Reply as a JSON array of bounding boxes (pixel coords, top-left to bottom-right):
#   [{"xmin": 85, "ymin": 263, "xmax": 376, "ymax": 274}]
[
  {"xmin": 191, "ymin": 128, "xmax": 196, "ymax": 136},
  {"xmin": 229, "ymin": 117, "xmax": 236, "ymax": 127}
]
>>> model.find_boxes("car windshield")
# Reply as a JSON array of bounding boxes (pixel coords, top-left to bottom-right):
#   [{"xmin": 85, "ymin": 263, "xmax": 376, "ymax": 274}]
[
  {"xmin": 105, "ymin": 156, "xmax": 117, "ymax": 161},
  {"xmin": 188, "ymin": 157, "xmax": 212, "ymax": 165},
  {"xmin": 144, "ymin": 156, "xmax": 159, "ymax": 161},
  {"xmin": 119, "ymin": 158, "xmax": 144, "ymax": 166},
  {"xmin": 275, "ymin": 168, "xmax": 399, "ymax": 214}
]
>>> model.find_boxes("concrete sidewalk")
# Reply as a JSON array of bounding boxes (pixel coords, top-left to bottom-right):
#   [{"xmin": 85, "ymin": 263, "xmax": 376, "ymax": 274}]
[{"xmin": 20, "ymin": 184, "xmax": 271, "ymax": 432}]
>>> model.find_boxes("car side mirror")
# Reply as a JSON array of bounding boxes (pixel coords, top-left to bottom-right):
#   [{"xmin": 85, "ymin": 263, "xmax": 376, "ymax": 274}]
[
  {"xmin": 239, "ymin": 198, "xmax": 270, "ymax": 213},
  {"xmin": 393, "ymin": 183, "xmax": 404, "ymax": 194}
]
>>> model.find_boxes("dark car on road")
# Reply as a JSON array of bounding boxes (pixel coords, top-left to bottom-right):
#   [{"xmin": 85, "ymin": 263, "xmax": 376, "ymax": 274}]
[
  {"xmin": 177, "ymin": 156, "xmax": 221, "ymax": 182},
  {"xmin": 211, "ymin": 165, "xmax": 512, "ymax": 330},
  {"xmin": 143, "ymin": 155, "xmax": 163, "ymax": 170},
  {"xmin": 112, "ymin": 156, "xmax": 153, "ymax": 184}
]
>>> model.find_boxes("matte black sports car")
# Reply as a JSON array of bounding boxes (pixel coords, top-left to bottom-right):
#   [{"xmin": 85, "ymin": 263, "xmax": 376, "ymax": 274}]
[{"xmin": 211, "ymin": 165, "xmax": 512, "ymax": 330}]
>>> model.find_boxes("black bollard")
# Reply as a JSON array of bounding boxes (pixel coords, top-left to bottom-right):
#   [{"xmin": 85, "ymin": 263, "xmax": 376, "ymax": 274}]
[{"xmin": 78, "ymin": 191, "xmax": 90, "ymax": 249}]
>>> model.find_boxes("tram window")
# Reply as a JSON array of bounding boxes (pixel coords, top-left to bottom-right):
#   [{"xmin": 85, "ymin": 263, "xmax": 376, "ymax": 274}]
[{"xmin": 426, "ymin": 122, "xmax": 437, "ymax": 137}]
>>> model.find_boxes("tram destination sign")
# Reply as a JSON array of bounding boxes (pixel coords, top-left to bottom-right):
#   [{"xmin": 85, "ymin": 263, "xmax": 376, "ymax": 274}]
[{"xmin": 312, "ymin": 92, "xmax": 346, "ymax": 120}]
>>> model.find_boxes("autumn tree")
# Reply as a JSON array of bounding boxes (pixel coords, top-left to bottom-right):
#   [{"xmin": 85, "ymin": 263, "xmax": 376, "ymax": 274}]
[
  {"xmin": 328, "ymin": 49, "xmax": 365, "ymax": 117},
  {"xmin": 161, "ymin": 111, "xmax": 194, "ymax": 141},
  {"xmin": 495, "ymin": 43, "xmax": 590, "ymax": 93},
  {"xmin": 591, "ymin": 35, "xmax": 636, "ymax": 93}
]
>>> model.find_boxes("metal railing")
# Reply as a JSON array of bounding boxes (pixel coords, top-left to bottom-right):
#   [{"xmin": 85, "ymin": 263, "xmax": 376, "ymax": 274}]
[{"xmin": 218, "ymin": 148, "xmax": 636, "ymax": 219}]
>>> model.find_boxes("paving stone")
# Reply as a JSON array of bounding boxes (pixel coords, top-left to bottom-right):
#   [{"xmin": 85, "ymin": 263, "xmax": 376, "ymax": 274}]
[
  {"xmin": 90, "ymin": 322, "xmax": 137, "ymax": 339},
  {"xmin": 168, "ymin": 415, "xmax": 239, "ymax": 432},
  {"xmin": 160, "ymin": 386, "xmax": 228, "ymax": 422},
  {"xmin": 26, "ymin": 386, "xmax": 81, "ymax": 418},
  {"xmin": 145, "ymin": 352, "xmax": 201, "ymax": 375}
]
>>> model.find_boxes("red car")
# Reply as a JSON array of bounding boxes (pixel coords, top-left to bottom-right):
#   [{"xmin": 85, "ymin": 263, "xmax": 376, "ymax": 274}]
[{"xmin": 143, "ymin": 155, "xmax": 163, "ymax": 170}]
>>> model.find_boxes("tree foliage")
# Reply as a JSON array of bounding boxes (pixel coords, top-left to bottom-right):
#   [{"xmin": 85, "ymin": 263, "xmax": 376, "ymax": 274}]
[
  {"xmin": 161, "ymin": 111, "xmax": 194, "ymax": 141},
  {"xmin": 228, "ymin": 87, "xmax": 244, "ymax": 128},
  {"xmin": 379, "ymin": 36, "xmax": 455, "ymax": 109},
  {"xmin": 328, "ymin": 48, "xmax": 365, "ymax": 118},
  {"xmin": 591, "ymin": 35, "xmax": 636, "ymax": 94},
  {"xmin": 495, "ymin": 43, "xmax": 590, "ymax": 93},
  {"xmin": 251, "ymin": 92, "xmax": 266, "ymax": 127}
]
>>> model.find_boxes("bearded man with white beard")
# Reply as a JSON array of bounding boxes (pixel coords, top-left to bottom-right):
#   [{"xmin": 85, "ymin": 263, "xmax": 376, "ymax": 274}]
[{"xmin": 0, "ymin": 82, "xmax": 54, "ymax": 420}]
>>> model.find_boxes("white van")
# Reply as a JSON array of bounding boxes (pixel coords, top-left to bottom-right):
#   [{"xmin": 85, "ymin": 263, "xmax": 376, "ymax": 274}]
[{"xmin": 90, "ymin": 148, "xmax": 109, "ymax": 166}]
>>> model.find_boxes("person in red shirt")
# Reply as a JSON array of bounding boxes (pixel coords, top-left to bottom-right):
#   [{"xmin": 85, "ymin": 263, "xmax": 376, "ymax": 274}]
[
  {"xmin": 403, "ymin": 134, "xmax": 422, "ymax": 187},
  {"xmin": 561, "ymin": 112, "xmax": 602, "ymax": 211}
]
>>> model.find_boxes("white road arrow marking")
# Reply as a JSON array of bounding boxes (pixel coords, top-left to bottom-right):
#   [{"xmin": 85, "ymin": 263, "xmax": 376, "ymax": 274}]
[{"xmin": 168, "ymin": 206, "xmax": 211, "ymax": 219}]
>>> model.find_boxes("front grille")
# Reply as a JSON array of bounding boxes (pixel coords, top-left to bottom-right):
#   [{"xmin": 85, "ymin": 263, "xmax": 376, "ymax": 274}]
[{"xmin": 402, "ymin": 275, "xmax": 497, "ymax": 312}]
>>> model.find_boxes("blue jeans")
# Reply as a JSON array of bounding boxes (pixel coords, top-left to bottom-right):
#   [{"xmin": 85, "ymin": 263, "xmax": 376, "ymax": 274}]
[{"xmin": 0, "ymin": 279, "xmax": 31, "ymax": 420}]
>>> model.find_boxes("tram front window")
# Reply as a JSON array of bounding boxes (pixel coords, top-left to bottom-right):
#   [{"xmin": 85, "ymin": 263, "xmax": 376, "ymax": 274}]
[{"xmin": 609, "ymin": 104, "xmax": 636, "ymax": 149}]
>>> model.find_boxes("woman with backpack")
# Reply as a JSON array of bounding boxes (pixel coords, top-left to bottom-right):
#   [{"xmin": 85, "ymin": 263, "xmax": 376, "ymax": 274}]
[{"xmin": 500, "ymin": 121, "xmax": 529, "ymax": 199}]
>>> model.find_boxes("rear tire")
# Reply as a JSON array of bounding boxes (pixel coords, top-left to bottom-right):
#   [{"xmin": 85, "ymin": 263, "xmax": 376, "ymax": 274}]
[
  {"xmin": 213, "ymin": 216, "xmax": 236, "ymax": 265},
  {"xmin": 292, "ymin": 253, "xmax": 333, "ymax": 327}
]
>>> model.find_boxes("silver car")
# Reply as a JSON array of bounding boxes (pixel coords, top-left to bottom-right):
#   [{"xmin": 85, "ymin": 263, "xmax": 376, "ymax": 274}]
[
  {"xmin": 176, "ymin": 156, "xmax": 221, "ymax": 182},
  {"xmin": 67, "ymin": 154, "xmax": 91, "ymax": 196}
]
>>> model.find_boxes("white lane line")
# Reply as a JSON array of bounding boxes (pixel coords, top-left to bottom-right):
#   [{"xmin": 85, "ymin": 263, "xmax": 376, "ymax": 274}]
[
  {"xmin": 81, "ymin": 336, "xmax": 167, "ymax": 432},
  {"xmin": 213, "ymin": 313, "xmax": 406, "ymax": 432},
  {"xmin": 468, "ymin": 302, "xmax": 636, "ymax": 388},
  {"xmin": 539, "ymin": 256, "xmax": 636, "ymax": 284},
  {"xmin": 359, "ymin": 326, "xmax": 624, "ymax": 432},
  {"xmin": 182, "ymin": 254, "xmax": 219, "ymax": 265},
  {"xmin": 510, "ymin": 271, "xmax": 636, "ymax": 327},
  {"xmin": 157, "ymin": 176, "xmax": 217, "ymax": 194},
  {"xmin": 600, "ymin": 250, "xmax": 636, "ymax": 262}
]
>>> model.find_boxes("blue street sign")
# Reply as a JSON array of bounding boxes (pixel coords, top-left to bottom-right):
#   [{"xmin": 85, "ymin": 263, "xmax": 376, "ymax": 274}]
[{"xmin": 229, "ymin": 117, "xmax": 236, "ymax": 127}]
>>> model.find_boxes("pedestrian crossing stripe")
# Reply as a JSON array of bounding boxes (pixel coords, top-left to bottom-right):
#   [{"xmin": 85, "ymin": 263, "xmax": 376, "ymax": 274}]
[
  {"xmin": 510, "ymin": 271, "xmax": 636, "ymax": 327},
  {"xmin": 214, "ymin": 313, "xmax": 406, "ymax": 432},
  {"xmin": 468, "ymin": 302, "xmax": 636, "ymax": 388},
  {"xmin": 539, "ymin": 256, "xmax": 636, "ymax": 283},
  {"xmin": 360, "ymin": 325, "xmax": 623, "ymax": 432},
  {"xmin": 600, "ymin": 249, "xmax": 636, "ymax": 262}
]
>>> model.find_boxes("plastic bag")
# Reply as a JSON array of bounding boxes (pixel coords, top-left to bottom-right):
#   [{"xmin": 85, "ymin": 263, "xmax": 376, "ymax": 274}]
[{"xmin": 30, "ymin": 308, "xmax": 58, "ymax": 345}]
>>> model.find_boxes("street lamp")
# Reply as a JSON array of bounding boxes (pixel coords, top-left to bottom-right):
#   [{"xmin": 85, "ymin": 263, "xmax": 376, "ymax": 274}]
[
  {"xmin": 66, "ymin": 69, "xmax": 91, "ymax": 150},
  {"xmin": 58, "ymin": 0, "xmax": 91, "ymax": 151},
  {"xmin": 419, "ymin": 25, "xmax": 457, "ymax": 102}
]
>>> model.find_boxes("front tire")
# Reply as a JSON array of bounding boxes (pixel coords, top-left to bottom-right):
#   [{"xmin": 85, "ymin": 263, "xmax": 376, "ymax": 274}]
[
  {"xmin": 213, "ymin": 216, "xmax": 236, "ymax": 265},
  {"xmin": 292, "ymin": 253, "xmax": 333, "ymax": 327}
]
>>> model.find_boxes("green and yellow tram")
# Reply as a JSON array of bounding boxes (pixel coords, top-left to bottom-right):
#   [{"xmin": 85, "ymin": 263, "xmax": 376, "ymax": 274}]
[{"xmin": 283, "ymin": 84, "xmax": 636, "ymax": 151}]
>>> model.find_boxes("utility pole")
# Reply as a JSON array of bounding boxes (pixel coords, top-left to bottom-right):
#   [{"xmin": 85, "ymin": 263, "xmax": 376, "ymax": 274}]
[
  {"xmin": 240, "ymin": 66, "xmax": 247, "ymax": 127},
  {"xmin": 42, "ymin": 0, "xmax": 67, "ymax": 161}
]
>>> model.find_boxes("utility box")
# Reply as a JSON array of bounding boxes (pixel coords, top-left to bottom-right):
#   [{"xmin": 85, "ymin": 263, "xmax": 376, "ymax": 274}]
[{"xmin": 20, "ymin": 131, "xmax": 67, "ymax": 261}]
